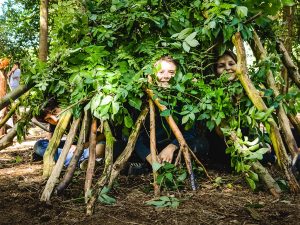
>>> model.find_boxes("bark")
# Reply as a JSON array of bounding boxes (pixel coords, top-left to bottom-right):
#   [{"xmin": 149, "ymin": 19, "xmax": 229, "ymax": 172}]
[
  {"xmin": 84, "ymin": 118, "xmax": 97, "ymax": 203},
  {"xmin": 252, "ymin": 161, "xmax": 281, "ymax": 198},
  {"xmin": 149, "ymin": 98, "xmax": 160, "ymax": 196},
  {"xmin": 0, "ymin": 83, "xmax": 34, "ymax": 110},
  {"xmin": 39, "ymin": 0, "xmax": 48, "ymax": 61},
  {"xmin": 146, "ymin": 89, "xmax": 197, "ymax": 190},
  {"xmin": 276, "ymin": 40, "xmax": 300, "ymax": 89},
  {"xmin": 233, "ymin": 32, "xmax": 300, "ymax": 193},
  {"xmin": 86, "ymin": 120, "xmax": 115, "ymax": 215},
  {"xmin": 251, "ymin": 30, "xmax": 300, "ymax": 160},
  {"xmin": 55, "ymin": 110, "xmax": 91, "ymax": 194},
  {"xmin": 288, "ymin": 113, "xmax": 300, "ymax": 135},
  {"xmin": 43, "ymin": 111, "xmax": 72, "ymax": 178},
  {"xmin": 40, "ymin": 116, "xmax": 81, "ymax": 202}
]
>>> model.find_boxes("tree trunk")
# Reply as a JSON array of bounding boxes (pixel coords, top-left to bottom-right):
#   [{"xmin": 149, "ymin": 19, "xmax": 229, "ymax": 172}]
[{"xmin": 39, "ymin": 0, "xmax": 48, "ymax": 61}]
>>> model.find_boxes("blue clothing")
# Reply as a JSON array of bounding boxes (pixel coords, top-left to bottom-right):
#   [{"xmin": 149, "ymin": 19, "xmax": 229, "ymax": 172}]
[{"xmin": 34, "ymin": 139, "xmax": 89, "ymax": 167}]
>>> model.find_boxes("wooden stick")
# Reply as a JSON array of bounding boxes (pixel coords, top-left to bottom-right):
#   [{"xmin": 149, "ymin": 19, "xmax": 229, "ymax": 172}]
[
  {"xmin": 30, "ymin": 117, "xmax": 51, "ymax": 132},
  {"xmin": 233, "ymin": 32, "xmax": 300, "ymax": 193},
  {"xmin": 288, "ymin": 113, "xmax": 300, "ymax": 135},
  {"xmin": 84, "ymin": 118, "xmax": 97, "ymax": 203},
  {"xmin": 0, "ymin": 123, "xmax": 17, "ymax": 150},
  {"xmin": 108, "ymin": 106, "xmax": 149, "ymax": 188},
  {"xmin": 0, "ymin": 83, "xmax": 34, "ymax": 110},
  {"xmin": 276, "ymin": 40, "xmax": 300, "ymax": 89},
  {"xmin": 252, "ymin": 161, "xmax": 281, "ymax": 198},
  {"xmin": 55, "ymin": 110, "xmax": 91, "ymax": 194},
  {"xmin": 43, "ymin": 110, "xmax": 72, "ymax": 178},
  {"xmin": 145, "ymin": 89, "xmax": 198, "ymax": 190},
  {"xmin": 86, "ymin": 120, "xmax": 115, "ymax": 215},
  {"xmin": 40, "ymin": 116, "xmax": 81, "ymax": 202},
  {"xmin": 149, "ymin": 98, "xmax": 160, "ymax": 196}
]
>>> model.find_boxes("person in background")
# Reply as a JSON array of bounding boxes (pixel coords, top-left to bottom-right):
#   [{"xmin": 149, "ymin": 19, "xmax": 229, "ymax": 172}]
[{"xmin": 7, "ymin": 62, "xmax": 21, "ymax": 90}]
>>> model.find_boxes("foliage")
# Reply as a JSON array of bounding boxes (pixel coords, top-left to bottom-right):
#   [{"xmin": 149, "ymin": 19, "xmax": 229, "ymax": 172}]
[
  {"xmin": 97, "ymin": 186, "xmax": 116, "ymax": 205},
  {"xmin": 153, "ymin": 162, "xmax": 187, "ymax": 190},
  {"xmin": 145, "ymin": 195, "xmax": 180, "ymax": 208}
]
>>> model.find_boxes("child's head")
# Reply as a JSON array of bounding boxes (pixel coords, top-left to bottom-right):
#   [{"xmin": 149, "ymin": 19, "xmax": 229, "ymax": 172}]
[
  {"xmin": 154, "ymin": 56, "xmax": 177, "ymax": 88},
  {"xmin": 216, "ymin": 50, "xmax": 237, "ymax": 80}
]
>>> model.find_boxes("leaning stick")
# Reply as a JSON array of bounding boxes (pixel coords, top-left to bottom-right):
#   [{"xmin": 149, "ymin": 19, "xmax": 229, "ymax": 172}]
[
  {"xmin": 0, "ymin": 83, "xmax": 34, "ymax": 110},
  {"xmin": 0, "ymin": 91, "xmax": 30, "ymax": 129},
  {"xmin": 276, "ymin": 40, "xmax": 300, "ymax": 89},
  {"xmin": 86, "ymin": 120, "xmax": 115, "ymax": 215},
  {"xmin": 43, "ymin": 110, "xmax": 72, "ymax": 178},
  {"xmin": 233, "ymin": 32, "xmax": 300, "ymax": 193},
  {"xmin": 40, "ymin": 116, "xmax": 81, "ymax": 202},
  {"xmin": 56, "ymin": 110, "xmax": 91, "ymax": 194},
  {"xmin": 84, "ymin": 118, "xmax": 97, "ymax": 203},
  {"xmin": 145, "ymin": 89, "xmax": 198, "ymax": 190},
  {"xmin": 288, "ymin": 113, "xmax": 300, "ymax": 135},
  {"xmin": 252, "ymin": 161, "xmax": 281, "ymax": 198},
  {"xmin": 108, "ymin": 106, "xmax": 149, "ymax": 188},
  {"xmin": 251, "ymin": 30, "xmax": 300, "ymax": 160},
  {"xmin": 149, "ymin": 98, "xmax": 160, "ymax": 196}
]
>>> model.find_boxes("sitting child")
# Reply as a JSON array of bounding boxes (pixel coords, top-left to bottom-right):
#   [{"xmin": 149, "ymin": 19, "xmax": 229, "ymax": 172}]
[{"xmin": 135, "ymin": 56, "xmax": 209, "ymax": 165}]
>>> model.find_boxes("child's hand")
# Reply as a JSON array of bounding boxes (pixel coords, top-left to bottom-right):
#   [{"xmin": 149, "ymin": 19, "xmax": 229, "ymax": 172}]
[{"xmin": 158, "ymin": 144, "xmax": 177, "ymax": 163}]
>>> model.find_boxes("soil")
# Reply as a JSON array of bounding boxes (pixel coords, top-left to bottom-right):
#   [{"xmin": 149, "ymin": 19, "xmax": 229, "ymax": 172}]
[{"xmin": 0, "ymin": 127, "xmax": 300, "ymax": 225}]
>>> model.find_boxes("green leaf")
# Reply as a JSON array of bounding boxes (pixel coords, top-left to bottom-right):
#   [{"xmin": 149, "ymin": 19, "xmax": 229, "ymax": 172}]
[
  {"xmin": 182, "ymin": 41, "xmax": 190, "ymax": 52},
  {"xmin": 178, "ymin": 28, "xmax": 193, "ymax": 40},
  {"xmin": 246, "ymin": 177, "xmax": 256, "ymax": 190},
  {"xmin": 177, "ymin": 172, "xmax": 187, "ymax": 182},
  {"xmin": 208, "ymin": 20, "xmax": 216, "ymax": 29},
  {"xmin": 236, "ymin": 6, "xmax": 248, "ymax": 18},
  {"xmin": 124, "ymin": 115, "xmax": 133, "ymax": 128},
  {"xmin": 160, "ymin": 109, "xmax": 171, "ymax": 117},
  {"xmin": 152, "ymin": 161, "xmax": 162, "ymax": 172},
  {"xmin": 165, "ymin": 172, "xmax": 173, "ymax": 182},
  {"xmin": 112, "ymin": 101, "xmax": 120, "ymax": 115},
  {"xmin": 101, "ymin": 95, "xmax": 113, "ymax": 106},
  {"xmin": 182, "ymin": 115, "xmax": 189, "ymax": 124},
  {"xmin": 129, "ymin": 97, "xmax": 142, "ymax": 110}
]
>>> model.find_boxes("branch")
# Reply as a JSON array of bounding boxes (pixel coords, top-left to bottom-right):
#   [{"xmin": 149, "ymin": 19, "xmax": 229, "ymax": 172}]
[{"xmin": 40, "ymin": 116, "xmax": 81, "ymax": 202}]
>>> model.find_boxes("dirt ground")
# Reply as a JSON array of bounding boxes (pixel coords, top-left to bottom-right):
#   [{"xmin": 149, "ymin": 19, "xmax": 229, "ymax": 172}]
[{"xmin": 0, "ymin": 127, "xmax": 300, "ymax": 225}]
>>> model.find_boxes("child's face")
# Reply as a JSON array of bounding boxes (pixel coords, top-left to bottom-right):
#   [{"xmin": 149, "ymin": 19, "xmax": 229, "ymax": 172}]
[
  {"xmin": 216, "ymin": 54, "xmax": 237, "ymax": 80},
  {"xmin": 156, "ymin": 60, "xmax": 177, "ymax": 88}
]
